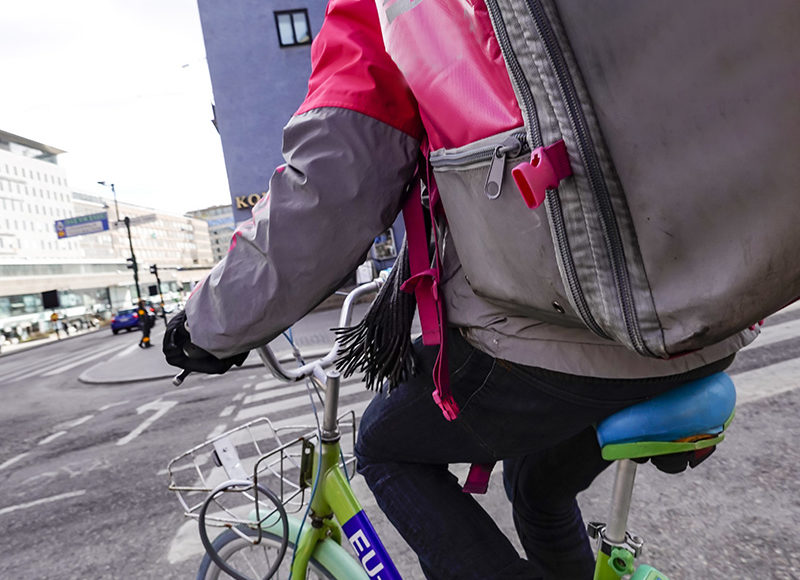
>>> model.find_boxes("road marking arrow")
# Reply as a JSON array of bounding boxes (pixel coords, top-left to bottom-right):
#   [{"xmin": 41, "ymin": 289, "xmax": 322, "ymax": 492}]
[{"xmin": 117, "ymin": 399, "xmax": 177, "ymax": 446}]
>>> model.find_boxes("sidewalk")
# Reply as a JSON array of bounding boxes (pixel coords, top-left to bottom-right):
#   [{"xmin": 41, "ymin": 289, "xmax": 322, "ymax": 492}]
[{"xmin": 0, "ymin": 325, "xmax": 104, "ymax": 357}]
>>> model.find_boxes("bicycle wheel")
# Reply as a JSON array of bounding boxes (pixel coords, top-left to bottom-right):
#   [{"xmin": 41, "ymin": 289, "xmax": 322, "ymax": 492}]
[{"xmin": 196, "ymin": 525, "xmax": 336, "ymax": 580}]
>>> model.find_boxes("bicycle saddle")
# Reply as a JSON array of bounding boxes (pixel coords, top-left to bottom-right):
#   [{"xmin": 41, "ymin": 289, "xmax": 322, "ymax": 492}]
[{"xmin": 596, "ymin": 372, "xmax": 736, "ymax": 473}]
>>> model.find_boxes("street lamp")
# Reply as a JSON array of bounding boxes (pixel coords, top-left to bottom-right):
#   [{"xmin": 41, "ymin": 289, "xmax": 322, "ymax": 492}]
[
  {"xmin": 98, "ymin": 181, "xmax": 141, "ymax": 300},
  {"xmin": 97, "ymin": 181, "xmax": 120, "ymax": 223}
]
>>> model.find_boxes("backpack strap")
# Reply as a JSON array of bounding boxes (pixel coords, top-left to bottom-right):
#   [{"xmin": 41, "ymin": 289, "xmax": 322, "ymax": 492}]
[
  {"xmin": 402, "ymin": 159, "xmax": 495, "ymax": 493},
  {"xmin": 400, "ymin": 174, "xmax": 459, "ymax": 421},
  {"xmin": 462, "ymin": 462, "xmax": 496, "ymax": 494}
]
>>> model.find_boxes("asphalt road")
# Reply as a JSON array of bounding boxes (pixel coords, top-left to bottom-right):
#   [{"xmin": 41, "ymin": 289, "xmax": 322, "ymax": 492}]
[{"xmin": 1, "ymin": 304, "xmax": 799, "ymax": 579}]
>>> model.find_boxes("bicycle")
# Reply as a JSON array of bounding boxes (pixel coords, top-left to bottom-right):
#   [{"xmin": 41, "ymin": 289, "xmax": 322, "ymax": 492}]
[{"xmin": 167, "ymin": 279, "xmax": 737, "ymax": 580}]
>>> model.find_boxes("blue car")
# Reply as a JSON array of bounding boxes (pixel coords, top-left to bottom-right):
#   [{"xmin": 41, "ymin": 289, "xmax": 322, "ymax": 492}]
[{"xmin": 111, "ymin": 308, "xmax": 141, "ymax": 334}]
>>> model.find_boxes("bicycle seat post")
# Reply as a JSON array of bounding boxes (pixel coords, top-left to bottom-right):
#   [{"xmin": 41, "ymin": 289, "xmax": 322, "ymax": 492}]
[
  {"xmin": 606, "ymin": 459, "xmax": 637, "ymax": 543},
  {"xmin": 321, "ymin": 370, "xmax": 341, "ymax": 441}
]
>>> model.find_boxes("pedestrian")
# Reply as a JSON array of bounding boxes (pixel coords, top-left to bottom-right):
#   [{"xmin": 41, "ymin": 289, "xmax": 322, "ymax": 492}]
[
  {"xmin": 137, "ymin": 300, "xmax": 153, "ymax": 348},
  {"xmin": 50, "ymin": 311, "xmax": 61, "ymax": 340},
  {"xmin": 163, "ymin": 1, "xmax": 758, "ymax": 577}
]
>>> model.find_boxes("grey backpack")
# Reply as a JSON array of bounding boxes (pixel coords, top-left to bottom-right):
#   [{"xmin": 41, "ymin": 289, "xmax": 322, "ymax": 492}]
[{"xmin": 430, "ymin": 0, "xmax": 800, "ymax": 358}]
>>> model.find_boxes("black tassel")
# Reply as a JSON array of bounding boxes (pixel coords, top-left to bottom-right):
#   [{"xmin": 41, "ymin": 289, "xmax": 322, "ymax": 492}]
[{"xmin": 334, "ymin": 238, "xmax": 417, "ymax": 391}]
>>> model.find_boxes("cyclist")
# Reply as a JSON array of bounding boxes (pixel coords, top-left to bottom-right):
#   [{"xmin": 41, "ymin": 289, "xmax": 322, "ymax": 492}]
[{"xmin": 164, "ymin": 0, "xmax": 757, "ymax": 577}]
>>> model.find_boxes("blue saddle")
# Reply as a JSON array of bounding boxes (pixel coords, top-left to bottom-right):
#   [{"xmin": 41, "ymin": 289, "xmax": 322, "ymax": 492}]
[{"xmin": 596, "ymin": 372, "xmax": 736, "ymax": 461}]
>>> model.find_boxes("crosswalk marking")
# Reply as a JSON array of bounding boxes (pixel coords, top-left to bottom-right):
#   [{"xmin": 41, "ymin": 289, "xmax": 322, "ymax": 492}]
[
  {"xmin": 732, "ymin": 357, "xmax": 800, "ymax": 405},
  {"xmin": 269, "ymin": 399, "xmax": 371, "ymax": 432},
  {"xmin": 746, "ymin": 317, "xmax": 800, "ymax": 350},
  {"xmin": 3, "ymin": 349, "xmax": 91, "ymax": 383},
  {"xmin": 39, "ymin": 343, "xmax": 130, "ymax": 377},
  {"xmin": 235, "ymin": 382, "xmax": 369, "ymax": 422},
  {"xmin": 244, "ymin": 375, "xmax": 365, "ymax": 406}
]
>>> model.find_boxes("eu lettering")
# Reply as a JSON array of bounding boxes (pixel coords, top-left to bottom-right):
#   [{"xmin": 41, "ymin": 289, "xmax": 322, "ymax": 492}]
[{"xmin": 361, "ymin": 549, "xmax": 385, "ymax": 577}]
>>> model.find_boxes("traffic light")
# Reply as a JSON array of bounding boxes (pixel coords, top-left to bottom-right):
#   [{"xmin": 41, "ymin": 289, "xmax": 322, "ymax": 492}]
[
  {"xmin": 126, "ymin": 256, "xmax": 137, "ymax": 270},
  {"xmin": 149, "ymin": 264, "xmax": 158, "ymax": 275}
]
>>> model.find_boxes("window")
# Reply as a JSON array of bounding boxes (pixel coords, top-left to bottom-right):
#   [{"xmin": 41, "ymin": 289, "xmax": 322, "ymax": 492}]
[{"xmin": 275, "ymin": 9, "xmax": 312, "ymax": 47}]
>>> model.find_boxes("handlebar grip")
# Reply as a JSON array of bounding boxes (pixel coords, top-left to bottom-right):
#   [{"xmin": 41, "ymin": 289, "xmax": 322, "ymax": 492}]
[{"xmin": 172, "ymin": 369, "xmax": 191, "ymax": 386}]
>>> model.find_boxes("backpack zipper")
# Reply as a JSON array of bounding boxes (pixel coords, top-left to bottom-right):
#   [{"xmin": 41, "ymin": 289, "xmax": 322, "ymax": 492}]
[
  {"xmin": 485, "ymin": 0, "xmax": 606, "ymax": 338},
  {"xmin": 430, "ymin": 132, "xmax": 528, "ymax": 199},
  {"xmin": 524, "ymin": 0, "xmax": 646, "ymax": 354}
]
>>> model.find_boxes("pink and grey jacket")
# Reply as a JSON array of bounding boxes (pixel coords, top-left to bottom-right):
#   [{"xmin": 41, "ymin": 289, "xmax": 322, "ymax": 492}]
[{"xmin": 185, "ymin": 0, "xmax": 755, "ymax": 379}]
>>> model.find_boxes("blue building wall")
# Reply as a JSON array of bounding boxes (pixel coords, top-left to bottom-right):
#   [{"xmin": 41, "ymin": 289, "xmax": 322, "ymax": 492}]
[
  {"xmin": 197, "ymin": 0, "xmax": 403, "ymax": 274},
  {"xmin": 196, "ymin": 0, "xmax": 325, "ymax": 223}
]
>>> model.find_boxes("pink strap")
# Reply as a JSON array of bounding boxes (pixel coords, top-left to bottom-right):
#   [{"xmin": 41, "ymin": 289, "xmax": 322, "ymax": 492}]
[
  {"xmin": 400, "ymin": 174, "xmax": 460, "ymax": 421},
  {"xmin": 462, "ymin": 462, "xmax": 496, "ymax": 494},
  {"xmin": 400, "ymin": 184, "xmax": 441, "ymax": 346}
]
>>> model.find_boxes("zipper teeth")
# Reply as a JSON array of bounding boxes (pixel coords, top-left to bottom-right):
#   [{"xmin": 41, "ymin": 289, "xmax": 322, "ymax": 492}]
[
  {"xmin": 487, "ymin": 0, "xmax": 600, "ymax": 335},
  {"xmin": 485, "ymin": 0, "xmax": 542, "ymax": 148},
  {"xmin": 430, "ymin": 132, "xmax": 527, "ymax": 168},
  {"xmin": 526, "ymin": 0, "xmax": 646, "ymax": 354},
  {"xmin": 548, "ymin": 194, "xmax": 608, "ymax": 337}
]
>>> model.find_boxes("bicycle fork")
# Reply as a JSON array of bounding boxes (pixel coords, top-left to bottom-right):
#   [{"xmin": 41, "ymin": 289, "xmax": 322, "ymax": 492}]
[{"xmin": 588, "ymin": 460, "xmax": 667, "ymax": 580}]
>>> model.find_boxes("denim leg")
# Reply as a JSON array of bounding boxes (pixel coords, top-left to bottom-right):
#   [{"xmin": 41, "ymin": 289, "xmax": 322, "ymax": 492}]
[
  {"xmin": 356, "ymin": 328, "xmax": 733, "ymax": 580},
  {"xmin": 356, "ymin": 334, "xmax": 539, "ymax": 579},
  {"xmin": 503, "ymin": 429, "xmax": 611, "ymax": 580}
]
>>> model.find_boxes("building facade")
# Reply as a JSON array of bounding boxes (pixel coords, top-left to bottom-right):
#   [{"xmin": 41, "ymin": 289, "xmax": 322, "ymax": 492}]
[
  {"xmin": 185, "ymin": 204, "xmax": 235, "ymax": 263},
  {"xmin": 0, "ymin": 129, "xmax": 216, "ymax": 344}
]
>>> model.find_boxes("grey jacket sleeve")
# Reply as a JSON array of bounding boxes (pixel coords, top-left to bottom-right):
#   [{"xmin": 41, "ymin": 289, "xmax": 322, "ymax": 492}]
[{"xmin": 184, "ymin": 107, "xmax": 420, "ymax": 357}]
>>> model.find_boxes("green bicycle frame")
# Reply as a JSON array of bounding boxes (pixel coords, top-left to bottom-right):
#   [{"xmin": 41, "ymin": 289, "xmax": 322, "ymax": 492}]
[{"xmin": 252, "ymin": 369, "xmax": 401, "ymax": 579}]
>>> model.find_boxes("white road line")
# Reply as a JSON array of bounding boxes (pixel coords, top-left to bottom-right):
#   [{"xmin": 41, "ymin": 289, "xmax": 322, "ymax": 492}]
[
  {"xmin": 733, "ymin": 357, "xmax": 800, "ymax": 405},
  {"xmin": 117, "ymin": 399, "xmax": 178, "ymax": 446},
  {"xmin": 247, "ymin": 375, "xmax": 365, "ymax": 404},
  {"xmin": 235, "ymin": 383, "xmax": 368, "ymax": 422},
  {"xmin": 270, "ymin": 400, "xmax": 371, "ymax": 431},
  {"xmin": 0, "ymin": 452, "xmax": 30, "ymax": 471},
  {"xmin": 0, "ymin": 490, "xmax": 87, "ymax": 516},
  {"xmin": 253, "ymin": 377, "xmax": 283, "ymax": 392},
  {"xmin": 55, "ymin": 414, "xmax": 94, "ymax": 430},
  {"xmin": 745, "ymin": 317, "xmax": 800, "ymax": 350},
  {"xmin": 3, "ymin": 350, "xmax": 85, "ymax": 383},
  {"xmin": 232, "ymin": 392, "xmax": 245, "ymax": 402},
  {"xmin": 777, "ymin": 300, "xmax": 800, "ymax": 315},
  {"xmin": 39, "ymin": 343, "xmax": 129, "ymax": 377},
  {"xmin": 219, "ymin": 405, "xmax": 235, "ymax": 418},
  {"xmin": 38, "ymin": 431, "xmax": 67, "ymax": 445},
  {"xmin": 206, "ymin": 424, "xmax": 227, "ymax": 440},
  {"xmin": 99, "ymin": 400, "xmax": 129, "ymax": 411}
]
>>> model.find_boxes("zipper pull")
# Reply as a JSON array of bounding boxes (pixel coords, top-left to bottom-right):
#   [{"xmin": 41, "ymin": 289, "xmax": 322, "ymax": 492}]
[{"xmin": 484, "ymin": 135, "xmax": 524, "ymax": 200}]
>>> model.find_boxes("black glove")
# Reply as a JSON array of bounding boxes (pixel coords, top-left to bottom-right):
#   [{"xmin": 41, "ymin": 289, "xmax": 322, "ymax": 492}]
[{"xmin": 163, "ymin": 310, "xmax": 248, "ymax": 374}]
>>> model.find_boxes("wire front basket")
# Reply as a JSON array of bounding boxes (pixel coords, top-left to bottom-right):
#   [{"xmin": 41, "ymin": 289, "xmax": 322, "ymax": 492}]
[{"xmin": 167, "ymin": 412, "xmax": 357, "ymax": 530}]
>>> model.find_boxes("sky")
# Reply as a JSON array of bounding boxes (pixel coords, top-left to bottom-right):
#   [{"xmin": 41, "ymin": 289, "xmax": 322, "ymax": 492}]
[{"xmin": 0, "ymin": 0, "xmax": 231, "ymax": 216}]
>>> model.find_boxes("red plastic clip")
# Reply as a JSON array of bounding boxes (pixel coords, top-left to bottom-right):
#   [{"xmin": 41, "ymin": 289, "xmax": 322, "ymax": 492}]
[
  {"xmin": 512, "ymin": 139, "xmax": 572, "ymax": 209},
  {"xmin": 431, "ymin": 389, "xmax": 460, "ymax": 422}
]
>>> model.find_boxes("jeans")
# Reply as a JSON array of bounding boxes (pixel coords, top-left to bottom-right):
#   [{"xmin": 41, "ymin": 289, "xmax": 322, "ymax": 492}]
[{"xmin": 355, "ymin": 327, "xmax": 733, "ymax": 580}]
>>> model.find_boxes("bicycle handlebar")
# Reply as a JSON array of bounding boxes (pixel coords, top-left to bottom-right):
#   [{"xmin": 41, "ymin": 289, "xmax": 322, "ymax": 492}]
[
  {"xmin": 171, "ymin": 279, "xmax": 382, "ymax": 389},
  {"xmin": 256, "ymin": 279, "xmax": 382, "ymax": 386}
]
